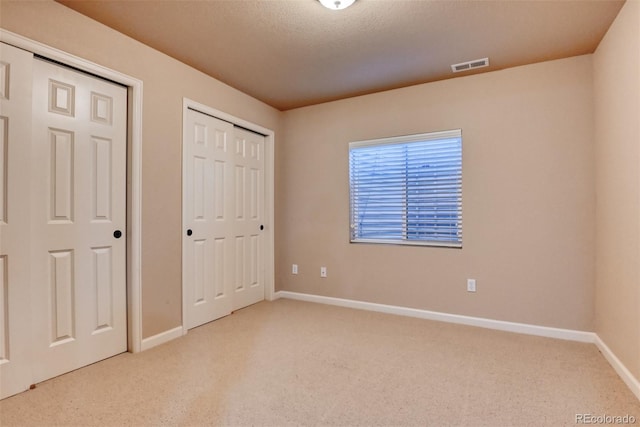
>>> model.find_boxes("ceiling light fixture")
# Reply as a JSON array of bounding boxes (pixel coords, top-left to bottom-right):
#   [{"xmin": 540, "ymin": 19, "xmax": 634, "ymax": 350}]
[{"xmin": 319, "ymin": 0, "xmax": 356, "ymax": 10}]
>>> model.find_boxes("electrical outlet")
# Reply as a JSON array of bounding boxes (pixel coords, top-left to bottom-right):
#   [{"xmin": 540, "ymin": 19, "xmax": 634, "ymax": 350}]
[
  {"xmin": 320, "ymin": 267, "xmax": 327, "ymax": 278},
  {"xmin": 467, "ymin": 279, "xmax": 476, "ymax": 292},
  {"xmin": 292, "ymin": 264, "xmax": 298, "ymax": 275}
]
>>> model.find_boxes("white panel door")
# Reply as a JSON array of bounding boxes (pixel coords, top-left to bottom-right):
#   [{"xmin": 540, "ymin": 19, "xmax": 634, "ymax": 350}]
[
  {"xmin": 30, "ymin": 59, "xmax": 127, "ymax": 383},
  {"xmin": 184, "ymin": 109, "xmax": 235, "ymax": 329},
  {"xmin": 0, "ymin": 43, "xmax": 35, "ymax": 399},
  {"xmin": 232, "ymin": 128, "xmax": 265, "ymax": 311}
]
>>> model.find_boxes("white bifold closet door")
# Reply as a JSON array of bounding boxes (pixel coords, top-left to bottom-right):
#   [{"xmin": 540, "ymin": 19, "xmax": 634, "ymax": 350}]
[
  {"xmin": 0, "ymin": 41, "xmax": 35, "ymax": 401},
  {"xmin": 0, "ymin": 43, "xmax": 127, "ymax": 399},
  {"xmin": 30, "ymin": 58, "xmax": 127, "ymax": 384},
  {"xmin": 183, "ymin": 109, "xmax": 265, "ymax": 330},
  {"xmin": 231, "ymin": 127, "xmax": 265, "ymax": 311}
]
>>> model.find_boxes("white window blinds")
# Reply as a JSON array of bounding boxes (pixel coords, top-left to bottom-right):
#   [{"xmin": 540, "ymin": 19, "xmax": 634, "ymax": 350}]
[{"xmin": 349, "ymin": 130, "xmax": 462, "ymax": 247}]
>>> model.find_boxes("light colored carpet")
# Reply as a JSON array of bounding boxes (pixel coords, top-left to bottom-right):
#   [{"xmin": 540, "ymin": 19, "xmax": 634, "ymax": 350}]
[{"xmin": 1, "ymin": 298, "xmax": 638, "ymax": 426}]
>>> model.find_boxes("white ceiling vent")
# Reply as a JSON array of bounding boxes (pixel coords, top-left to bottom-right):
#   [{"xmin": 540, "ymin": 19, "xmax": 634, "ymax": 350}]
[{"xmin": 451, "ymin": 58, "xmax": 489, "ymax": 73}]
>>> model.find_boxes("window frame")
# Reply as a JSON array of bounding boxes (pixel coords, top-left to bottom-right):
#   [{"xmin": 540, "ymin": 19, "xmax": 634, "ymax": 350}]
[{"xmin": 348, "ymin": 129, "xmax": 463, "ymax": 248}]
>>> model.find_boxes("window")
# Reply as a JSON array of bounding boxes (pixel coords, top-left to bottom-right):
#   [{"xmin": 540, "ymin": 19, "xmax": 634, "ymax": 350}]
[{"xmin": 349, "ymin": 130, "xmax": 462, "ymax": 247}]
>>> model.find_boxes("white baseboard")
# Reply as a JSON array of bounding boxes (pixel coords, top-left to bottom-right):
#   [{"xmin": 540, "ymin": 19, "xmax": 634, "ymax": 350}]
[
  {"xmin": 594, "ymin": 335, "xmax": 640, "ymax": 401},
  {"xmin": 140, "ymin": 326, "xmax": 183, "ymax": 351},
  {"xmin": 275, "ymin": 290, "xmax": 640, "ymax": 401},
  {"xmin": 275, "ymin": 291, "xmax": 595, "ymax": 342}
]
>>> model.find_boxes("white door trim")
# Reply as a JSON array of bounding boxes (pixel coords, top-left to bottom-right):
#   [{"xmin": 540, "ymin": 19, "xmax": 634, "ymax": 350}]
[
  {"xmin": 0, "ymin": 29, "xmax": 144, "ymax": 353},
  {"xmin": 182, "ymin": 98, "xmax": 275, "ymax": 336}
]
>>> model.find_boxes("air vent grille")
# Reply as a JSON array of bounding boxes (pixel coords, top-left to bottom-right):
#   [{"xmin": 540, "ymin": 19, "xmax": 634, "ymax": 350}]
[{"xmin": 451, "ymin": 58, "xmax": 489, "ymax": 73}]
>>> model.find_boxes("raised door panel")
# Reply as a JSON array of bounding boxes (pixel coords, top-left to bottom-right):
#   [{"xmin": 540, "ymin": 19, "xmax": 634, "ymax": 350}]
[
  {"xmin": 0, "ymin": 116, "xmax": 7, "ymax": 224},
  {"xmin": 49, "ymin": 129, "xmax": 75, "ymax": 222},
  {"xmin": 91, "ymin": 246, "xmax": 114, "ymax": 334},
  {"xmin": 92, "ymin": 136, "xmax": 112, "ymax": 222},
  {"xmin": 49, "ymin": 250, "xmax": 75, "ymax": 346}
]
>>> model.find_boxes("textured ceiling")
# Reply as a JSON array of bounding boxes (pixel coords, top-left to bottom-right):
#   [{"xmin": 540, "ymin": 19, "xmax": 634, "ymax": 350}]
[{"xmin": 56, "ymin": 0, "xmax": 625, "ymax": 111}]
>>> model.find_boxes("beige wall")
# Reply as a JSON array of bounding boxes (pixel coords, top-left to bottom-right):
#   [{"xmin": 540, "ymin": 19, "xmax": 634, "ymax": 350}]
[
  {"xmin": 0, "ymin": 1, "xmax": 282, "ymax": 338},
  {"xmin": 593, "ymin": 0, "xmax": 640, "ymax": 380},
  {"xmin": 278, "ymin": 55, "xmax": 596, "ymax": 331}
]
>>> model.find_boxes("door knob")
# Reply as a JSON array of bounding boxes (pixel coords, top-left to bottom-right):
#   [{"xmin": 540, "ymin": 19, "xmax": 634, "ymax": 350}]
[
  {"xmin": 113, "ymin": 230, "xmax": 122, "ymax": 239},
  {"xmin": 260, "ymin": 225, "xmax": 264, "ymax": 231},
  {"xmin": 187, "ymin": 229, "xmax": 193, "ymax": 236}
]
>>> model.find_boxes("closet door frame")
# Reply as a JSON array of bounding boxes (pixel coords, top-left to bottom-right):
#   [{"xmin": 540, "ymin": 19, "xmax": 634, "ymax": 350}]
[
  {"xmin": 0, "ymin": 30, "xmax": 144, "ymax": 353},
  {"xmin": 181, "ymin": 98, "xmax": 276, "ymax": 336}
]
